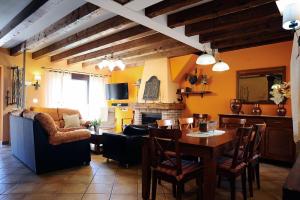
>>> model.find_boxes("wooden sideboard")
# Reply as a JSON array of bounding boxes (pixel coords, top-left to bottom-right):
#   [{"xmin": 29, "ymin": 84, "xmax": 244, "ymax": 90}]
[{"xmin": 219, "ymin": 114, "xmax": 296, "ymax": 164}]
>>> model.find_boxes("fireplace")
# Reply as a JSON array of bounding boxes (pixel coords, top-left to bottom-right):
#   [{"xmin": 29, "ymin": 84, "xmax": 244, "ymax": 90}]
[{"xmin": 142, "ymin": 112, "xmax": 162, "ymax": 125}]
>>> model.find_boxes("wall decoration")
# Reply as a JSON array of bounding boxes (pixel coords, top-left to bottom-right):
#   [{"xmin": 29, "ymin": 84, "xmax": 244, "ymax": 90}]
[{"xmin": 143, "ymin": 76, "xmax": 160, "ymax": 100}]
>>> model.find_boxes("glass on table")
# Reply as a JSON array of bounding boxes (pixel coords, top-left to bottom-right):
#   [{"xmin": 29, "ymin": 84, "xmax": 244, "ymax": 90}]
[{"xmin": 208, "ymin": 121, "xmax": 218, "ymax": 133}]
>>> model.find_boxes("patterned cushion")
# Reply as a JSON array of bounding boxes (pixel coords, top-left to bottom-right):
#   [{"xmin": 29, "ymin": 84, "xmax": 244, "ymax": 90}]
[
  {"xmin": 154, "ymin": 159, "xmax": 202, "ymax": 181},
  {"xmin": 49, "ymin": 129, "xmax": 91, "ymax": 145},
  {"xmin": 63, "ymin": 114, "xmax": 81, "ymax": 128},
  {"xmin": 34, "ymin": 113, "xmax": 58, "ymax": 136},
  {"xmin": 217, "ymin": 157, "xmax": 246, "ymax": 173}
]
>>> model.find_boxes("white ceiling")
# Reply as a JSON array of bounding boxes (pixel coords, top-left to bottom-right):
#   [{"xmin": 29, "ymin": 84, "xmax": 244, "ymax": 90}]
[{"xmin": 0, "ymin": 0, "xmax": 32, "ymax": 30}]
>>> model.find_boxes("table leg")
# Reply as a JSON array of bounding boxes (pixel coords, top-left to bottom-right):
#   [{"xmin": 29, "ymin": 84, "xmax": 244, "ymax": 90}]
[
  {"xmin": 202, "ymin": 155, "xmax": 217, "ymax": 200},
  {"xmin": 142, "ymin": 141, "xmax": 151, "ymax": 200}
]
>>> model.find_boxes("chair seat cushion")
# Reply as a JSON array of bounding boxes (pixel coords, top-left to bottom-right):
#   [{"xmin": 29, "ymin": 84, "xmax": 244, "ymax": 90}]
[
  {"xmin": 154, "ymin": 159, "xmax": 202, "ymax": 181},
  {"xmin": 217, "ymin": 157, "xmax": 246, "ymax": 174},
  {"xmin": 49, "ymin": 129, "xmax": 91, "ymax": 145}
]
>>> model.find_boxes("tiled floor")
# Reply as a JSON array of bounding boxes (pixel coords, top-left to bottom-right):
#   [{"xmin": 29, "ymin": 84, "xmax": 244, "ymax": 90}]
[{"xmin": 0, "ymin": 145, "xmax": 290, "ymax": 200}]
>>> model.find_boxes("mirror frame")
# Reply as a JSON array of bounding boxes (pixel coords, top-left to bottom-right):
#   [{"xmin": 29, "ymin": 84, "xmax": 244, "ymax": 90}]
[{"xmin": 236, "ymin": 66, "xmax": 286, "ymax": 104}]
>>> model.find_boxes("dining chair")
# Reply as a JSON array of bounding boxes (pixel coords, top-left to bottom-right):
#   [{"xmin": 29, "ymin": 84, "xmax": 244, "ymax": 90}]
[
  {"xmin": 178, "ymin": 117, "xmax": 194, "ymax": 131},
  {"xmin": 247, "ymin": 123, "xmax": 266, "ymax": 197},
  {"xmin": 156, "ymin": 119, "xmax": 175, "ymax": 129},
  {"xmin": 193, "ymin": 113, "xmax": 209, "ymax": 127},
  {"xmin": 149, "ymin": 128, "xmax": 204, "ymax": 200},
  {"xmin": 220, "ymin": 117, "xmax": 246, "ymax": 128},
  {"xmin": 217, "ymin": 126, "xmax": 254, "ymax": 200}
]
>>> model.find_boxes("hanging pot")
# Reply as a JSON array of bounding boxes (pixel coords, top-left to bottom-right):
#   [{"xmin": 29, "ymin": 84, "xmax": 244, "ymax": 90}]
[
  {"xmin": 277, "ymin": 103, "xmax": 287, "ymax": 116},
  {"xmin": 230, "ymin": 99, "xmax": 242, "ymax": 114}
]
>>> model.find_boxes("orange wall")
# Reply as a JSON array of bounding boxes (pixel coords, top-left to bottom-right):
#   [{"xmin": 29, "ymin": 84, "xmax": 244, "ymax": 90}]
[
  {"xmin": 172, "ymin": 41, "xmax": 292, "ymax": 120},
  {"xmin": 109, "ymin": 66, "xmax": 144, "ymax": 131}
]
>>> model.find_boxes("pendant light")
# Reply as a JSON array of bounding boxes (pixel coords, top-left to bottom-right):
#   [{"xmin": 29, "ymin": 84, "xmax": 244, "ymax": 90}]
[
  {"xmin": 196, "ymin": 52, "xmax": 216, "ymax": 65},
  {"xmin": 212, "ymin": 60, "xmax": 230, "ymax": 72},
  {"xmin": 97, "ymin": 53, "xmax": 126, "ymax": 71},
  {"xmin": 282, "ymin": 2, "xmax": 300, "ymax": 30}
]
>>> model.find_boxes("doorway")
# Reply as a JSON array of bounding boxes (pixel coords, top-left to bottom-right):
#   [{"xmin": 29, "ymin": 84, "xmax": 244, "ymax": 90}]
[{"xmin": 0, "ymin": 66, "xmax": 4, "ymax": 144}]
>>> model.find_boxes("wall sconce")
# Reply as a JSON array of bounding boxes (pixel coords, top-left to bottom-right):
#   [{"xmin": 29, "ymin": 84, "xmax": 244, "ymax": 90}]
[
  {"xmin": 32, "ymin": 98, "xmax": 38, "ymax": 104},
  {"xmin": 32, "ymin": 74, "xmax": 41, "ymax": 90}
]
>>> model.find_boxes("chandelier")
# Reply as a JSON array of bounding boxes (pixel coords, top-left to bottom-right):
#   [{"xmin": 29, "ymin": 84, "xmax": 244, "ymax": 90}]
[{"xmin": 97, "ymin": 54, "xmax": 126, "ymax": 71}]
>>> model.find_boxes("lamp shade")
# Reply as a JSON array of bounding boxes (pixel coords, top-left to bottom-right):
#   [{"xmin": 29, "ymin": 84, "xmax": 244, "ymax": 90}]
[
  {"xmin": 115, "ymin": 59, "xmax": 126, "ymax": 70},
  {"xmin": 282, "ymin": 2, "xmax": 300, "ymax": 30},
  {"xmin": 212, "ymin": 61, "xmax": 230, "ymax": 72},
  {"xmin": 196, "ymin": 53, "xmax": 216, "ymax": 65}
]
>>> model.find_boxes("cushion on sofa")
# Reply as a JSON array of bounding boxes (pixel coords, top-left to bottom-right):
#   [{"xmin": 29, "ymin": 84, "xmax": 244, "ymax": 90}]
[
  {"xmin": 35, "ymin": 113, "xmax": 58, "ymax": 136},
  {"xmin": 63, "ymin": 114, "xmax": 81, "ymax": 128},
  {"xmin": 23, "ymin": 110, "xmax": 38, "ymax": 120},
  {"xmin": 49, "ymin": 129, "xmax": 91, "ymax": 145},
  {"xmin": 30, "ymin": 107, "xmax": 59, "ymax": 121}
]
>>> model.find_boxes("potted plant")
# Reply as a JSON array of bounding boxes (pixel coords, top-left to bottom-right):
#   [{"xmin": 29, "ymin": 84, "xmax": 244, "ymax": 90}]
[
  {"xmin": 270, "ymin": 82, "xmax": 291, "ymax": 116},
  {"xmin": 91, "ymin": 119, "xmax": 102, "ymax": 133}
]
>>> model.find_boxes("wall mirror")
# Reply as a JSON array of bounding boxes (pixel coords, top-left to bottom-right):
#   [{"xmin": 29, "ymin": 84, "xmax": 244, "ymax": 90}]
[{"xmin": 236, "ymin": 66, "xmax": 286, "ymax": 104}]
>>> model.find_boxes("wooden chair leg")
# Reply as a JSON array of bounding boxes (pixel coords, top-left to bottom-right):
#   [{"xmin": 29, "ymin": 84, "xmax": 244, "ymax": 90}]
[
  {"xmin": 151, "ymin": 173, "xmax": 157, "ymax": 200},
  {"xmin": 230, "ymin": 177, "xmax": 236, "ymax": 200},
  {"xmin": 241, "ymin": 169, "xmax": 247, "ymax": 200},
  {"xmin": 255, "ymin": 162, "xmax": 260, "ymax": 189},
  {"xmin": 196, "ymin": 176, "xmax": 203, "ymax": 200},
  {"xmin": 158, "ymin": 179, "xmax": 161, "ymax": 185},
  {"xmin": 176, "ymin": 182, "xmax": 183, "ymax": 200},
  {"xmin": 218, "ymin": 175, "xmax": 222, "ymax": 187},
  {"xmin": 172, "ymin": 183, "xmax": 177, "ymax": 198},
  {"xmin": 247, "ymin": 165, "xmax": 253, "ymax": 197}
]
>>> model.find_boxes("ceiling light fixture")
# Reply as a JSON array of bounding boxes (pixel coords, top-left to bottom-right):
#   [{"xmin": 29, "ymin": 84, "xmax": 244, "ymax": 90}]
[
  {"xmin": 97, "ymin": 54, "xmax": 126, "ymax": 71},
  {"xmin": 196, "ymin": 52, "xmax": 216, "ymax": 65},
  {"xmin": 212, "ymin": 60, "xmax": 230, "ymax": 72},
  {"xmin": 276, "ymin": 0, "xmax": 300, "ymax": 30}
]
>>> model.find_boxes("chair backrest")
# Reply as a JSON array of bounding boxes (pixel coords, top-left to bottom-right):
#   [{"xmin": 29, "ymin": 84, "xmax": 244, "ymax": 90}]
[
  {"xmin": 221, "ymin": 118, "xmax": 246, "ymax": 129},
  {"xmin": 250, "ymin": 123, "xmax": 267, "ymax": 157},
  {"xmin": 178, "ymin": 117, "xmax": 194, "ymax": 130},
  {"xmin": 231, "ymin": 126, "xmax": 254, "ymax": 168},
  {"xmin": 149, "ymin": 128, "xmax": 183, "ymax": 175},
  {"xmin": 156, "ymin": 119, "xmax": 175, "ymax": 129},
  {"xmin": 193, "ymin": 113, "xmax": 209, "ymax": 127}
]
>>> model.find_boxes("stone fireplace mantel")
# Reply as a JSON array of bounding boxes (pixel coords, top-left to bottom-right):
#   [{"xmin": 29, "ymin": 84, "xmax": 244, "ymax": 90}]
[
  {"xmin": 131, "ymin": 103, "xmax": 185, "ymax": 110},
  {"xmin": 131, "ymin": 103, "xmax": 185, "ymax": 126}
]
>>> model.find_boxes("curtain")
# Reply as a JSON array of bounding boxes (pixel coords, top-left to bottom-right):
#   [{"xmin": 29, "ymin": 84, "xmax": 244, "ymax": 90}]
[
  {"xmin": 290, "ymin": 31, "xmax": 300, "ymax": 142},
  {"xmin": 45, "ymin": 71, "xmax": 71, "ymax": 107},
  {"xmin": 88, "ymin": 75, "xmax": 108, "ymax": 121}
]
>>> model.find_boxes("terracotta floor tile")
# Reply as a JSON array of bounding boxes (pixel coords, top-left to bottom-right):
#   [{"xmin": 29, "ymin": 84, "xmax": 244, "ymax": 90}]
[
  {"xmin": 58, "ymin": 183, "xmax": 88, "ymax": 194},
  {"xmin": 86, "ymin": 183, "xmax": 113, "ymax": 194},
  {"xmin": 4, "ymin": 183, "xmax": 40, "ymax": 194},
  {"xmin": 112, "ymin": 183, "xmax": 138, "ymax": 195},
  {"xmin": 0, "ymin": 194, "xmax": 26, "ymax": 200},
  {"xmin": 0, "ymin": 184, "xmax": 15, "ymax": 195},
  {"xmin": 54, "ymin": 193, "xmax": 83, "ymax": 200},
  {"xmin": 82, "ymin": 193, "xmax": 110, "ymax": 200},
  {"xmin": 110, "ymin": 194, "xmax": 138, "ymax": 200},
  {"xmin": 91, "ymin": 175, "xmax": 115, "ymax": 184}
]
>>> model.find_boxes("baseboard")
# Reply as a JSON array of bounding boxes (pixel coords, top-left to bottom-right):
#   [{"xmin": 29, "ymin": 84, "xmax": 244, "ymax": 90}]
[{"xmin": 1, "ymin": 141, "xmax": 9, "ymax": 145}]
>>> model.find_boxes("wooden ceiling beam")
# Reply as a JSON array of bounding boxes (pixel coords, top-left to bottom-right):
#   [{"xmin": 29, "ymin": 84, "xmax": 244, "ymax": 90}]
[
  {"xmin": 0, "ymin": 0, "xmax": 48, "ymax": 41},
  {"xmin": 199, "ymin": 17, "xmax": 282, "ymax": 43},
  {"xmin": 219, "ymin": 37, "xmax": 292, "ymax": 52},
  {"xmin": 185, "ymin": 2, "xmax": 280, "ymax": 36},
  {"xmin": 69, "ymin": 33, "xmax": 170, "ymax": 65},
  {"xmin": 50, "ymin": 25, "xmax": 153, "ymax": 62},
  {"xmin": 32, "ymin": 16, "xmax": 133, "ymax": 59},
  {"xmin": 10, "ymin": 3, "xmax": 101, "ymax": 56},
  {"xmin": 168, "ymin": 0, "xmax": 277, "ymax": 28},
  {"xmin": 212, "ymin": 31, "xmax": 293, "ymax": 50},
  {"xmin": 81, "ymin": 39, "xmax": 184, "ymax": 67},
  {"xmin": 145, "ymin": 0, "xmax": 201, "ymax": 18}
]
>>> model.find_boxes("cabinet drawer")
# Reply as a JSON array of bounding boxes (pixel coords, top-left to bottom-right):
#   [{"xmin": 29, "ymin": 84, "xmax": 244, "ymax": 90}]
[{"xmin": 265, "ymin": 118, "xmax": 293, "ymax": 128}]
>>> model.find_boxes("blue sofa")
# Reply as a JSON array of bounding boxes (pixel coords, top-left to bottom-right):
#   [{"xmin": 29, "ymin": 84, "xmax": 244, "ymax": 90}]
[{"xmin": 10, "ymin": 115, "xmax": 91, "ymax": 174}]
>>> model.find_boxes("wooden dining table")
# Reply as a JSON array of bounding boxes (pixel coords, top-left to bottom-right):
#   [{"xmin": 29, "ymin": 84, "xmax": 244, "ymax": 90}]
[{"xmin": 142, "ymin": 128, "xmax": 236, "ymax": 200}]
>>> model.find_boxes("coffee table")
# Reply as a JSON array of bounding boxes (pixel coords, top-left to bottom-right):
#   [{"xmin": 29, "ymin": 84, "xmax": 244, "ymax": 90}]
[{"xmin": 90, "ymin": 128, "xmax": 116, "ymax": 154}]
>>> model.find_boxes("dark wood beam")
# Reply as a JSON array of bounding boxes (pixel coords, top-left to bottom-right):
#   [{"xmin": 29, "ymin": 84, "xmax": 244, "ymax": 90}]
[
  {"xmin": 219, "ymin": 37, "xmax": 292, "ymax": 52},
  {"xmin": 185, "ymin": 2, "xmax": 280, "ymax": 36},
  {"xmin": 145, "ymin": 0, "xmax": 201, "ymax": 18},
  {"xmin": 69, "ymin": 33, "xmax": 170, "ymax": 65},
  {"xmin": 50, "ymin": 25, "xmax": 153, "ymax": 62},
  {"xmin": 10, "ymin": 3, "xmax": 101, "ymax": 56},
  {"xmin": 0, "ymin": 0, "xmax": 48, "ymax": 40},
  {"xmin": 81, "ymin": 39, "xmax": 184, "ymax": 67},
  {"xmin": 199, "ymin": 17, "xmax": 282, "ymax": 43},
  {"xmin": 168, "ymin": 0, "xmax": 277, "ymax": 28},
  {"xmin": 32, "ymin": 16, "xmax": 133, "ymax": 59},
  {"xmin": 212, "ymin": 31, "xmax": 293, "ymax": 50}
]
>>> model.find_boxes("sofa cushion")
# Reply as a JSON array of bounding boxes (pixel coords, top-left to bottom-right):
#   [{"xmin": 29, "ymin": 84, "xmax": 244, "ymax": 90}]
[
  {"xmin": 23, "ymin": 110, "xmax": 38, "ymax": 120},
  {"xmin": 58, "ymin": 108, "xmax": 82, "ymax": 120},
  {"xmin": 49, "ymin": 129, "xmax": 91, "ymax": 145},
  {"xmin": 35, "ymin": 113, "xmax": 58, "ymax": 136},
  {"xmin": 123, "ymin": 125, "xmax": 148, "ymax": 136},
  {"xmin": 63, "ymin": 114, "xmax": 81, "ymax": 128},
  {"xmin": 30, "ymin": 107, "xmax": 59, "ymax": 122}
]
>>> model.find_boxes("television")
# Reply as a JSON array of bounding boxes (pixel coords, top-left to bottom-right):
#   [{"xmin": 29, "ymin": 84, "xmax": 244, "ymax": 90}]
[{"xmin": 106, "ymin": 83, "xmax": 128, "ymax": 100}]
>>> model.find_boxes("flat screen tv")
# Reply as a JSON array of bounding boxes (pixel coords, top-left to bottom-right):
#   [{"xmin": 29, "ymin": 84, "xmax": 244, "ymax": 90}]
[{"xmin": 106, "ymin": 83, "xmax": 128, "ymax": 100}]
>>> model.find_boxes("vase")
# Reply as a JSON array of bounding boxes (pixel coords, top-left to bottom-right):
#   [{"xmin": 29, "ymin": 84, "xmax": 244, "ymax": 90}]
[
  {"xmin": 94, "ymin": 125, "xmax": 100, "ymax": 133},
  {"xmin": 230, "ymin": 99, "xmax": 242, "ymax": 114},
  {"xmin": 277, "ymin": 103, "xmax": 286, "ymax": 116},
  {"xmin": 252, "ymin": 104, "xmax": 262, "ymax": 115}
]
